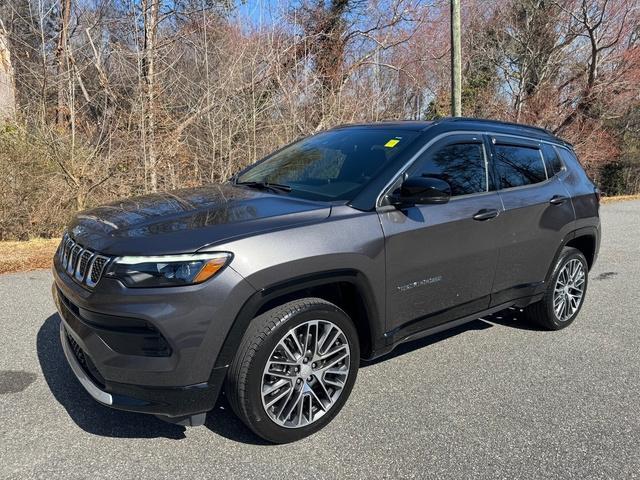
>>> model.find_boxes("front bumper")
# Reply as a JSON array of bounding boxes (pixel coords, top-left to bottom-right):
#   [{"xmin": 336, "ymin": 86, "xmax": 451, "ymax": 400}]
[
  {"xmin": 52, "ymin": 255, "xmax": 255, "ymax": 419},
  {"xmin": 54, "ymin": 283, "xmax": 228, "ymax": 418},
  {"xmin": 59, "ymin": 320, "xmax": 113, "ymax": 405}
]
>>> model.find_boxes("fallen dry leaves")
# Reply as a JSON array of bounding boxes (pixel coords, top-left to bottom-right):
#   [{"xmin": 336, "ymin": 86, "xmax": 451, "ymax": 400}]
[
  {"xmin": 0, "ymin": 238, "xmax": 60, "ymax": 274},
  {"xmin": 601, "ymin": 194, "xmax": 640, "ymax": 204}
]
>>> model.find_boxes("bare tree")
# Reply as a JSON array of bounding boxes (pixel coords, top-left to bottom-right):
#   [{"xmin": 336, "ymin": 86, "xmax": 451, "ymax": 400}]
[
  {"xmin": 0, "ymin": 19, "xmax": 16, "ymax": 123},
  {"xmin": 554, "ymin": 0, "xmax": 636, "ymax": 133},
  {"xmin": 0, "ymin": 0, "xmax": 639, "ymax": 240}
]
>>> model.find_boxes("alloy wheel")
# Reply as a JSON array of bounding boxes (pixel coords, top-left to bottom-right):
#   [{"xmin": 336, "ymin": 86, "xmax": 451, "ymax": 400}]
[
  {"xmin": 553, "ymin": 258, "xmax": 586, "ymax": 322},
  {"xmin": 261, "ymin": 319, "xmax": 351, "ymax": 428}
]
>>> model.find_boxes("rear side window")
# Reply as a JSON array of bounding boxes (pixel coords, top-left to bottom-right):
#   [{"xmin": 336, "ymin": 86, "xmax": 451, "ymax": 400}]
[
  {"xmin": 414, "ymin": 143, "xmax": 488, "ymax": 196},
  {"xmin": 541, "ymin": 144, "xmax": 564, "ymax": 175},
  {"xmin": 494, "ymin": 144, "xmax": 547, "ymax": 189},
  {"xmin": 556, "ymin": 147, "xmax": 579, "ymax": 167}
]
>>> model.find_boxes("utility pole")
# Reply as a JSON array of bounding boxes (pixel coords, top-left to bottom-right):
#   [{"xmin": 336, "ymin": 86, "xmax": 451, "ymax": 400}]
[
  {"xmin": 142, "ymin": 0, "xmax": 160, "ymax": 192},
  {"xmin": 450, "ymin": 0, "xmax": 462, "ymax": 117},
  {"xmin": 55, "ymin": 0, "xmax": 71, "ymax": 128}
]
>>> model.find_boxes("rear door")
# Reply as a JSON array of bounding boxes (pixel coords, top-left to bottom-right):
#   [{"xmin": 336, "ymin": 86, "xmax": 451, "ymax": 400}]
[
  {"xmin": 379, "ymin": 134, "xmax": 503, "ymax": 339},
  {"xmin": 489, "ymin": 136, "xmax": 575, "ymax": 306}
]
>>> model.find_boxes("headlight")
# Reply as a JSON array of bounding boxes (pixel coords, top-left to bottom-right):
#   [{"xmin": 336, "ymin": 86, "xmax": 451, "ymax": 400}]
[{"xmin": 106, "ymin": 253, "xmax": 231, "ymax": 288}]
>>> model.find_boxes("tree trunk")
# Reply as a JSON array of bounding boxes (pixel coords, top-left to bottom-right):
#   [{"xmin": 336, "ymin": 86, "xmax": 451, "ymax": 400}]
[{"xmin": 0, "ymin": 23, "xmax": 16, "ymax": 123}]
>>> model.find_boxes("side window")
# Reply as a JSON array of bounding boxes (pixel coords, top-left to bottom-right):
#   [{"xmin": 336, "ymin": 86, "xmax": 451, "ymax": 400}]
[
  {"xmin": 413, "ymin": 143, "xmax": 488, "ymax": 197},
  {"xmin": 494, "ymin": 144, "xmax": 547, "ymax": 189},
  {"xmin": 541, "ymin": 144, "xmax": 564, "ymax": 175},
  {"xmin": 556, "ymin": 146, "xmax": 579, "ymax": 167}
]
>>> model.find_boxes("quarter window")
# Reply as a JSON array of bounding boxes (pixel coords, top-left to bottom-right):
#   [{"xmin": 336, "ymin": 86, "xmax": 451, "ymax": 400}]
[
  {"xmin": 556, "ymin": 147, "xmax": 579, "ymax": 167},
  {"xmin": 541, "ymin": 144, "xmax": 563, "ymax": 175},
  {"xmin": 494, "ymin": 144, "xmax": 547, "ymax": 188},
  {"xmin": 414, "ymin": 143, "xmax": 488, "ymax": 196}
]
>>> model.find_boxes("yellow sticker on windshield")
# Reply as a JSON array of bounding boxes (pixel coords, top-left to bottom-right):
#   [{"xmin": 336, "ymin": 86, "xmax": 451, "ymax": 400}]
[{"xmin": 384, "ymin": 139, "xmax": 400, "ymax": 148}]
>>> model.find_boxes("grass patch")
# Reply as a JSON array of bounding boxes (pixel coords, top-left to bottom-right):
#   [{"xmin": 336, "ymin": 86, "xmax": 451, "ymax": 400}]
[
  {"xmin": 0, "ymin": 238, "xmax": 59, "ymax": 275},
  {"xmin": 601, "ymin": 194, "xmax": 640, "ymax": 204}
]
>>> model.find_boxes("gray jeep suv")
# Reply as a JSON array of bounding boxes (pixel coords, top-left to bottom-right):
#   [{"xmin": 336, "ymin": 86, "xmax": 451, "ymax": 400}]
[{"xmin": 52, "ymin": 118, "xmax": 600, "ymax": 443}]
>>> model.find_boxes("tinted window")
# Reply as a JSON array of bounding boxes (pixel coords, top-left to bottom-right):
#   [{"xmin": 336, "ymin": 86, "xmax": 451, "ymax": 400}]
[
  {"xmin": 414, "ymin": 143, "xmax": 487, "ymax": 196},
  {"xmin": 541, "ymin": 144, "xmax": 563, "ymax": 175},
  {"xmin": 494, "ymin": 144, "xmax": 547, "ymax": 188},
  {"xmin": 237, "ymin": 129, "xmax": 419, "ymax": 201},
  {"xmin": 556, "ymin": 147, "xmax": 579, "ymax": 167}
]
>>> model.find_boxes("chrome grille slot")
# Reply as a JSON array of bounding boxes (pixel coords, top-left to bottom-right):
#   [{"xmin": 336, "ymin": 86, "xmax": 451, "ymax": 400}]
[
  {"xmin": 57, "ymin": 235, "xmax": 111, "ymax": 289},
  {"xmin": 75, "ymin": 250, "xmax": 93, "ymax": 281},
  {"xmin": 62, "ymin": 235, "xmax": 74, "ymax": 269},
  {"xmin": 87, "ymin": 256, "xmax": 109, "ymax": 288},
  {"xmin": 67, "ymin": 245, "xmax": 82, "ymax": 275},
  {"xmin": 58, "ymin": 233, "xmax": 68, "ymax": 263}
]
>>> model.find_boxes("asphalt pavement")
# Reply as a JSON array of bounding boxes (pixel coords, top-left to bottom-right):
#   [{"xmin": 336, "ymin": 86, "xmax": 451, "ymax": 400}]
[{"xmin": 1, "ymin": 201, "xmax": 639, "ymax": 479}]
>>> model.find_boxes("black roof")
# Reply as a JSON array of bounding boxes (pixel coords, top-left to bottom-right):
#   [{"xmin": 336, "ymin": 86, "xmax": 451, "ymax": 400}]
[
  {"xmin": 333, "ymin": 120, "xmax": 434, "ymax": 131},
  {"xmin": 334, "ymin": 117, "xmax": 570, "ymax": 146}
]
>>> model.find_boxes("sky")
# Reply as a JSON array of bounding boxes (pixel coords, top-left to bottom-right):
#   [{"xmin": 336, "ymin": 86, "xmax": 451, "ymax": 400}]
[{"xmin": 235, "ymin": 0, "xmax": 282, "ymax": 27}]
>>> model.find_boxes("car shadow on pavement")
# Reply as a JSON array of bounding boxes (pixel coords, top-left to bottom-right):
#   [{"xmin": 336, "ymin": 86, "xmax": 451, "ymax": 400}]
[
  {"xmin": 360, "ymin": 319, "xmax": 493, "ymax": 367},
  {"xmin": 38, "ymin": 313, "xmax": 269, "ymax": 444},
  {"xmin": 203, "ymin": 398, "xmax": 271, "ymax": 445},
  {"xmin": 361, "ymin": 308, "xmax": 542, "ymax": 367},
  {"xmin": 482, "ymin": 307, "xmax": 542, "ymax": 331},
  {"xmin": 37, "ymin": 313, "xmax": 187, "ymax": 440}
]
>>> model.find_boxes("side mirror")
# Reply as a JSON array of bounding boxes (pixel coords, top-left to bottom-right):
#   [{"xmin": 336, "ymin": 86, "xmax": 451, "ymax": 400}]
[{"xmin": 389, "ymin": 176, "xmax": 451, "ymax": 206}]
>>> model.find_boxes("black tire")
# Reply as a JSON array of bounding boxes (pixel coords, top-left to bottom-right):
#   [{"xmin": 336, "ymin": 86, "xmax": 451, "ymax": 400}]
[
  {"xmin": 225, "ymin": 297, "xmax": 360, "ymax": 443},
  {"xmin": 524, "ymin": 247, "xmax": 589, "ymax": 330}
]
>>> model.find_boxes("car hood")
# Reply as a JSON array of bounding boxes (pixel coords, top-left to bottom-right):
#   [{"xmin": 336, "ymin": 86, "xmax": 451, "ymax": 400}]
[{"xmin": 67, "ymin": 184, "xmax": 331, "ymax": 256}]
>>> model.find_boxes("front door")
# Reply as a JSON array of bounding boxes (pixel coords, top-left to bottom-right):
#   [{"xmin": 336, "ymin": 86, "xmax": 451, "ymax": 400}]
[{"xmin": 379, "ymin": 134, "xmax": 502, "ymax": 340}]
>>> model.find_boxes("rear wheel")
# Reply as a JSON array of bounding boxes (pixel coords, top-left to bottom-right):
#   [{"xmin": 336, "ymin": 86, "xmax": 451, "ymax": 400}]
[
  {"xmin": 525, "ymin": 247, "xmax": 588, "ymax": 330},
  {"xmin": 225, "ymin": 298, "xmax": 359, "ymax": 443}
]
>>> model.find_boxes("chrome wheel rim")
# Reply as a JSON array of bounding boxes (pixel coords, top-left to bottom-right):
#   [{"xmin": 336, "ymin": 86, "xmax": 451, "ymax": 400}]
[
  {"xmin": 261, "ymin": 319, "xmax": 351, "ymax": 429},
  {"xmin": 553, "ymin": 259, "xmax": 586, "ymax": 322}
]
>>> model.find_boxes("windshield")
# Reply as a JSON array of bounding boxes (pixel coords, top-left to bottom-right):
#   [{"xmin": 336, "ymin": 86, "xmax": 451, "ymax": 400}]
[{"xmin": 235, "ymin": 128, "xmax": 419, "ymax": 201}]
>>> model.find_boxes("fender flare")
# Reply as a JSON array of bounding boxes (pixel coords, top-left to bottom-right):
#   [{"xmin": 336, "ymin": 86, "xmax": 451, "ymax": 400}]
[
  {"xmin": 211, "ymin": 269, "xmax": 382, "ymax": 372},
  {"xmin": 546, "ymin": 226, "xmax": 600, "ymax": 283}
]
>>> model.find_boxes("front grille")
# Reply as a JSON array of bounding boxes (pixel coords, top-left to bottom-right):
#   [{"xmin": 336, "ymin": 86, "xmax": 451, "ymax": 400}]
[
  {"xmin": 76, "ymin": 250, "xmax": 92, "ymax": 281},
  {"xmin": 89, "ymin": 257, "xmax": 107, "ymax": 285},
  {"xmin": 64, "ymin": 329, "xmax": 106, "ymax": 387},
  {"xmin": 59, "ymin": 233, "xmax": 111, "ymax": 289},
  {"xmin": 68, "ymin": 245, "xmax": 82, "ymax": 275}
]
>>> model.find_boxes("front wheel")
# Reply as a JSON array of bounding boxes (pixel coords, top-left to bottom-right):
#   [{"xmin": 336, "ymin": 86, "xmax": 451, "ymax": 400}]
[
  {"xmin": 225, "ymin": 298, "xmax": 360, "ymax": 443},
  {"xmin": 524, "ymin": 247, "xmax": 589, "ymax": 330}
]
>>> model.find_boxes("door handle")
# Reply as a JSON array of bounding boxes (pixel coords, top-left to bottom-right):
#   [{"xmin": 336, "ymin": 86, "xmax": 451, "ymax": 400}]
[
  {"xmin": 549, "ymin": 195, "xmax": 568, "ymax": 205},
  {"xmin": 473, "ymin": 208, "xmax": 499, "ymax": 221}
]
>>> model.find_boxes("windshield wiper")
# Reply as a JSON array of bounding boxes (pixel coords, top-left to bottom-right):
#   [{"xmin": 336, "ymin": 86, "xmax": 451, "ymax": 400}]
[{"xmin": 235, "ymin": 181, "xmax": 292, "ymax": 193}]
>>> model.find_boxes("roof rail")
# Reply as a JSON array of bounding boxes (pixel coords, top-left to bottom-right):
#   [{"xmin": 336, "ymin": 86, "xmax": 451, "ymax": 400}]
[{"xmin": 438, "ymin": 117, "xmax": 554, "ymax": 136}]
